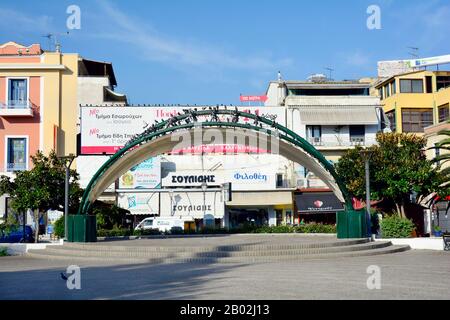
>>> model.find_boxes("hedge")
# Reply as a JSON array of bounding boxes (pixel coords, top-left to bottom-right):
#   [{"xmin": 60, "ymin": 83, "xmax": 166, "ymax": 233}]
[{"xmin": 381, "ymin": 215, "xmax": 416, "ymax": 238}]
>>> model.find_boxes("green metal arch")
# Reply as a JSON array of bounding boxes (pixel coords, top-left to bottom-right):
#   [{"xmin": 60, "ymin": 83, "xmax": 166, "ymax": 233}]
[{"xmin": 78, "ymin": 109, "xmax": 353, "ymax": 215}]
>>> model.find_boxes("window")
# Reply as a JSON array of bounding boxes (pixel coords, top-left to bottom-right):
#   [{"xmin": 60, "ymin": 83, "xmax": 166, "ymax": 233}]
[
  {"xmin": 144, "ymin": 220, "xmax": 153, "ymax": 227},
  {"xmin": 385, "ymin": 111, "xmax": 396, "ymax": 132},
  {"xmin": 384, "ymin": 84, "xmax": 390, "ymax": 98},
  {"xmin": 378, "ymin": 88, "xmax": 383, "ymax": 99},
  {"xmin": 6, "ymin": 137, "xmax": 27, "ymax": 172},
  {"xmin": 401, "ymin": 109, "xmax": 433, "ymax": 133},
  {"xmin": 426, "ymin": 76, "xmax": 433, "ymax": 93},
  {"xmin": 276, "ymin": 174, "xmax": 284, "ymax": 188},
  {"xmin": 437, "ymin": 76, "xmax": 450, "ymax": 91},
  {"xmin": 391, "ymin": 81, "xmax": 397, "ymax": 95},
  {"xmin": 306, "ymin": 126, "xmax": 322, "ymax": 144},
  {"xmin": 400, "ymin": 79, "xmax": 424, "ymax": 93},
  {"xmin": 349, "ymin": 126, "xmax": 365, "ymax": 144},
  {"xmin": 439, "ymin": 104, "xmax": 450, "ymax": 123},
  {"xmin": 8, "ymin": 79, "xmax": 28, "ymax": 108}
]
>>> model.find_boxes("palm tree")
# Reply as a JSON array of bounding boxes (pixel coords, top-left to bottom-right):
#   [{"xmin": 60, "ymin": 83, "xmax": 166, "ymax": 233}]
[{"xmin": 432, "ymin": 127, "xmax": 450, "ymax": 179}]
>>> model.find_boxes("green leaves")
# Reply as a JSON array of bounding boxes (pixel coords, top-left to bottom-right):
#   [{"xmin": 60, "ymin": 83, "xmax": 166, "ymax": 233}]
[
  {"xmin": 381, "ymin": 215, "xmax": 416, "ymax": 238},
  {"xmin": 335, "ymin": 133, "xmax": 442, "ymax": 209},
  {"xmin": 0, "ymin": 150, "xmax": 83, "ymax": 216}
]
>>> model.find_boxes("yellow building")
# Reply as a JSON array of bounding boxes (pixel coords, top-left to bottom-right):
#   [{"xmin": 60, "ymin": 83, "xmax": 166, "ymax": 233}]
[
  {"xmin": 0, "ymin": 42, "xmax": 78, "ymax": 173},
  {"xmin": 376, "ymin": 70, "xmax": 450, "ymax": 133}
]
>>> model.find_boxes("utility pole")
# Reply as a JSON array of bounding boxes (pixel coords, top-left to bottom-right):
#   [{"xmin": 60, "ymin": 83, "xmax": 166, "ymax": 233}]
[
  {"xmin": 59, "ymin": 154, "xmax": 76, "ymax": 240},
  {"xmin": 360, "ymin": 149, "xmax": 373, "ymax": 238}
]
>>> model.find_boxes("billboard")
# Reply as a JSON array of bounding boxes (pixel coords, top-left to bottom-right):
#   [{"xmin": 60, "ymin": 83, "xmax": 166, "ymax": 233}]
[
  {"xmin": 117, "ymin": 192, "xmax": 159, "ymax": 215},
  {"xmin": 160, "ymin": 191, "xmax": 225, "ymax": 219},
  {"xmin": 80, "ymin": 106, "xmax": 286, "ymax": 155},
  {"xmin": 119, "ymin": 157, "xmax": 161, "ymax": 189}
]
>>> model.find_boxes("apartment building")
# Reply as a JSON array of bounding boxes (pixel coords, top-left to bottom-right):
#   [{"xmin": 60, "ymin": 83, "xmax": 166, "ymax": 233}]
[
  {"xmin": 375, "ymin": 70, "xmax": 450, "ymax": 134},
  {"xmin": 266, "ymin": 74, "xmax": 384, "ymax": 223},
  {"xmin": 0, "ymin": 41, "xmax": 126, "ymax": 222}
]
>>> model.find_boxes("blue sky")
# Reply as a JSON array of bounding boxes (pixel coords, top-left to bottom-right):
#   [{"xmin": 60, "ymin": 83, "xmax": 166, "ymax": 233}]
[{"xmin": 1, "ymin": 0, "xmax": 450, "ymax": 104}]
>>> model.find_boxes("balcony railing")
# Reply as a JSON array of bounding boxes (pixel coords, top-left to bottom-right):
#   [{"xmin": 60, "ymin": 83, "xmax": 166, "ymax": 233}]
[
  {"xmin": 350, "ymin": 137, "xmax": 365, "ymax": 146},
  {"xmin": 307, "ymin": 137, "xmax": 323, "ymax": 146},
  {"xmin": 307, "ymin": 137, "xmax": 367, "ymax": 148},
  {"xmin": 0, "ymin": 100, "xmax": 33, "ymax": 117}
]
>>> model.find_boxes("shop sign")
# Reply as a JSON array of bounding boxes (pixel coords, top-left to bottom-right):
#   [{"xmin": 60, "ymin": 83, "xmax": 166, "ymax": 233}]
[
  {"xmin": 117, "ymin": 192, "xmax": 159, "ymax": 215},
  {"xmin": 160, "ymin": 191, "xmax": 224, "ymax": 219},
  {"xmin": 162, "ymin": 173, "xmax": 222, "ymax": 187},
  {"xmin": 296, "ymin": 192, "xmax": 344, "ymax": 213}
]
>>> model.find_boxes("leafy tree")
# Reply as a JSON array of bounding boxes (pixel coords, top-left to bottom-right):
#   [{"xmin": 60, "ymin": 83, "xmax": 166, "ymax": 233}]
[
  {"xmin": 431, "ymin": 126, "xmax": 450, "ymax": 180},
  {"xmin": 335, "ymin": 133, "xmax": 445, "ymax": 218},
  {"xmin": 93, "ymin": 202, "xmax": 129, "ymax": 230},
  {"xmin": 0, "ymin": 151, "xmax": 83, "ymax": 243}
]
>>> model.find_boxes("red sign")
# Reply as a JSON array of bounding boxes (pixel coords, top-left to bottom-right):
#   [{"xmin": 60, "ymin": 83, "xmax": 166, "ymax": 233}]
[{"xmin": 240, "ymin": 95, "xmax": 268, "ymax": 102}]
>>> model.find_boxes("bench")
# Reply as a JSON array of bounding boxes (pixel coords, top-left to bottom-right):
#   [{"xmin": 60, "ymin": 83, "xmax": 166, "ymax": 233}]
[{"xmin": 444, "ymin": 233, "xmax": 450, "ymax": 251}]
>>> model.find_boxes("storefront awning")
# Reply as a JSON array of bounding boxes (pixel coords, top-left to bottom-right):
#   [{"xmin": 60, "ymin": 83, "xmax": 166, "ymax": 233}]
[
  {"xmin": 296, "ymin": 106, "xmax": 380, "ymax": 125},
  {"xmin": 227, "ymin": 191, "xmax": 293, "ymax": 207},
  {"xmin": 296, "ymin": 192, "xmax": 344, "ymax": 214}
]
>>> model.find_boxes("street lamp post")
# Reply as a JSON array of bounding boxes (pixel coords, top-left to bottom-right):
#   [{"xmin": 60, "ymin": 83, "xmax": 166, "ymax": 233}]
[
  {"xmin": 360, "ymin": 149, "xmax": 373, "ymax": 238},
  {"xmin": 59, "ymin": 154, "xmax": 76, "ymax": 240},
  {"xmin": 201, "ymin": 182, "xmax": 207, "ymax": 229}
]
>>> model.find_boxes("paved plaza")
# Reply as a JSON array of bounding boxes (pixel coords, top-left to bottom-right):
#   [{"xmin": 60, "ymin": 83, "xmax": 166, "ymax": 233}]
[{"xmin": 0, "ymin": 236, "xmax": 449, "ymax": 300}]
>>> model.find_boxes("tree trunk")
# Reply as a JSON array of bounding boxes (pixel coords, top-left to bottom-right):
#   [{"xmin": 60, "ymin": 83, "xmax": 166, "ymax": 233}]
[
  {"xmin": 34, "ymin": 209, "xmax": 40, "ymax": 243},
  {"xmin": 400, "ymin": 204, "xmax": 406, "ymax": 219},
  {"xmin": 395, "ymin": 203, "xmax": 402, "ymax": 217}
]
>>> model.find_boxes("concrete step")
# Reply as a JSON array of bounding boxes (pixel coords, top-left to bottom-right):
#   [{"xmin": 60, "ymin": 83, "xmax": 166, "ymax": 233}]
[
  {"xmin": 26, "ymin": 245, "xmax": 410, "ymax": 264},
  {"xmin": 57, "ymin": 238, "xmax": 370, "ymax": 253},
  {"xmin": 38, "ymin": 241, "xmax": 392, "ymax": 259},
  {"xmin": 26, "ymin": 242, "xmax": 410, "ymax": 264}
]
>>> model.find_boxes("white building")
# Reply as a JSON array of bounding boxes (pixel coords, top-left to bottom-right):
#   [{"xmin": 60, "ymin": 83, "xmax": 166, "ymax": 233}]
[
  {"xmin": 265, "ymin": 74, "xmax": 386, "ymax": 223},
  {"xmin": 77, "ymin": 75, "xmax": 387, "ymax": 228}
]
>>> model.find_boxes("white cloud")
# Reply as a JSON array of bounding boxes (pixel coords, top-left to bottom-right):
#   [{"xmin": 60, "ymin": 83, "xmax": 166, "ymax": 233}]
[
  {"xmin": 94, "ymin": 0, "xmax": 292, "ymax": 72},
  {"xmin": 0, "ymin": 7, "xmax": 53, "ymax": 34}
]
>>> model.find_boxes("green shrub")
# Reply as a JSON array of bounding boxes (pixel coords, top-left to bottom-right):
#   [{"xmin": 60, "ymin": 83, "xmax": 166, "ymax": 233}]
[
  {"xmin": 244, "ymin": 224, "xmax": 336, "ymax": 234},
  {"xmin": 381, "ymin": 215, "xmax": 415, "ymax": 238},
  {"xmin": 133, "ymin": 229, "xmax": 162, "ymax": 236},
  {"xmin": 54, "ymin": 215, "xmax": 65, "ymax": 239},
  {"xmin": 0, "ymin": 247, "xmax": 8, "ymax": 257},
  {"xmin": 296, "ymin": 223, "xmax": 336, "ymax": 234},
  {"xmin": 97, "ymin": 228, "xmax": 132, "ymax": 238},
  {"xmin": 251, "ymin": 225, "xmax": 295, "ymax": 233}
]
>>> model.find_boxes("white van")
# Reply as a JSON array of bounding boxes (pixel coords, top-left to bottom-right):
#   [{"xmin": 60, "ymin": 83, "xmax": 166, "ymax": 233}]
[{"xmin": 134, "ymin": 217, "xmax": 186, "ymax": 232}]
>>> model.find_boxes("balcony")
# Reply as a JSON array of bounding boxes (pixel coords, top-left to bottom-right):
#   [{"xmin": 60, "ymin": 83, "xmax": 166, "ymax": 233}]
[
  {"xmin": 307, "ymin": 137, "xmax": 367, "ymax": 150},
  {"xmin": 350, "ymin": 137, "xmax": 365, "ymax": 146},
  {"xmin": 0, "ymin": 101, "xmax": 33, "ymax": 117}
]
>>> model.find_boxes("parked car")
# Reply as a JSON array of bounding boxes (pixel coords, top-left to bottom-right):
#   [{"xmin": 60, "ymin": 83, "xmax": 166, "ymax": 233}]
[
  {"xmin": 0, "ymin": 226, "xmax": 34, "ymax": 243},
  {"xmin": 135, "ymin": 218, "xmax": 186, "ymax": 233}
]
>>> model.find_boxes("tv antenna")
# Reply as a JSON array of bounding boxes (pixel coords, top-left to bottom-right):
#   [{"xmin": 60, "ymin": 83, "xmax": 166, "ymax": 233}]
[
  {"xmin": 407, "ymin": 47, "xmax": 420, "ymax": 59},
  {"xmin": 325, "ymin": 67, "xmax": 334, "ymax": 81},
  {"xmin": 41, "ymin": 32, "xmax": 70, "ymax": 52}
]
